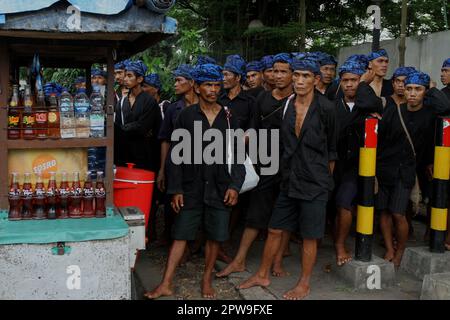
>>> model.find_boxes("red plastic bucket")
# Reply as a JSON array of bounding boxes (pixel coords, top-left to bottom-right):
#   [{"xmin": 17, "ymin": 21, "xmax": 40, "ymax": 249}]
[{"xmin": 113, "ymin": 163, "xmax": 155, "ymax": 231}]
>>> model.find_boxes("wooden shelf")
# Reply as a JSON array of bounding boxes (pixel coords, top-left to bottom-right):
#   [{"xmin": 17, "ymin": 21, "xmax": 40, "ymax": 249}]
[{"xmin": 7, "ymin": 138, "xmax": 110, "ymax": 150}]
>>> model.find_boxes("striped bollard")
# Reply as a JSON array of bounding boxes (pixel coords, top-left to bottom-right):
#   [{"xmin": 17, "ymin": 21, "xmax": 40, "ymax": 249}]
[
  {"xmin": 355, "ymin": 117, "xmax": 378, "ymax": 262},
  {"xmin": 430, "ymin": 117, "xmax": 450, "ymax": 253}
]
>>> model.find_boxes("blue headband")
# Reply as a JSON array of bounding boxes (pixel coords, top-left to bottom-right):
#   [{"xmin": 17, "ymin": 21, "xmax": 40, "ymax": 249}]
[
  {"xmin": 74, "ymin": 76, "xmax": 86, "ymax": 84},
  {"xmin": 405, "ymin": 71, "xmax": 430, "ymax": 87},
  {"xmin": 192, "ymin": 64, "xmax": 223, "ymax": 84},
  {"xmin": 291, "ymin": 52, "xmax": 307, "ymax": 60},
  {"xmin": 246, "ymin": 61, "xmax": 263, "ymax": 73},
  {"xmin": 144, "ymin": 73, "xmax": 162, "ymax": 90},
  {"xmin": 125, "ymin": 60, "xmax": 148, "ymax": 77},
  {"xmin": 393, "ymin": 66, "xmax": 417, "ymax": 79},
  {"xmin": 339, "ymin": 60, "xmax": 366, "ymax": 76},
  {"xmin": 224, "ymin": 54, "xmax": 247, "ymax": 78},
  {"xmin": 196, "ymin": 55, "xmax": 217, "ymax": 66},
  {"xmin": 291, "ymin": 58, "xmax": 321, "ymax": 76},
  {"xmin": 115, "ymin": 61, "xmax": 126, "ymax": 70},
  {"xmin": 346, "ymin": 54, "xmax": 369, "ymax": 70},
  {"xmin": 368, "ymin": 49, "xmax": 389, "ymax": 61},
  {"xmin": 260, "ymin": 55, "xmax": 274, "ymax": 70},
  {"xmin": 318, "ymin": 53, "xmax": 338, "ymax": 66},
  {"xmin": 443, "ymin": 58, "xmax": 450, "ymax": 69},
  {"xmin": 91, "ymin": 68, "xmax": 107, "ymax": 78},
  {"xmin": 273, "ymin": 53, "xmax": 293, "ymax": 67},
  {"xmin": 172, "ymin": 64, "xmax": 194, "ymax": 80}
]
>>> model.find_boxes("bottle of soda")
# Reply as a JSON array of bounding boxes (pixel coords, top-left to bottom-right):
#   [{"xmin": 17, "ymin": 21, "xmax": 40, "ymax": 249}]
[
  {"xmin": 33, "ymin": 173, "xmax": 47, "ymax": 219},
  {"xmin": 74, "ymin": 88, "xmax": 91, "ymax": 138},
  {"xmin": 21, "ymin": 172, "xmax": 33, "ymax": 220},
  {"xmin": 35, "ymin": 90, "xmax": 48, "ymax": 140},
  {"xmin": 47, "ymin": 93, "xmax": 60, "ymax": 139},
  {"xmin": 8, "ymin": 85, "xmax": 21, "ymax": 140},
  {"xmin": 46, "ymin": 172, "xmax": 57, "ymax": 219},
  {"xmin": 82, "ymin": 171, "xmax": 95, "ymax": 218},
  {"xmin": 8, "ymin": 173, "xmax": 21, "ymax": 221},
  {"xmin": 58, "ymin": 171, "xmax": 70, "ymax": 219},
  {"xmin": 95, "ymin": 171, "xmax": 106, "ymax": 218},
  {"xmin": 22, "ymin": 85, "xmax": 36, "ymax": 140},
  {"xmin": 59, "ymin": 90, "xmax": 76, "ymax": 139},
  {"xmin": 69, "ymin": 172, "xmax": 83, "ymax": 218}
]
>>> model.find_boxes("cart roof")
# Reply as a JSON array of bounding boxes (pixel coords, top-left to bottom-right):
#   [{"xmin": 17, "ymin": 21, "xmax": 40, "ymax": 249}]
[{"xmin": 0, "ymin": 1, "xmax": 177, "ymax": 64}]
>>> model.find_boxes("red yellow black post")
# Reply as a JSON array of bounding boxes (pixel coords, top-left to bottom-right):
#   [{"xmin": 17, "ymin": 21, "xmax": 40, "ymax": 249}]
[
  {"xmin": 430, "ymin": 117, "xmax": 450, "ymax": 253},
  {"xmin": 355, "ymin": 117, "xmax": 378, "ymax": 262}
]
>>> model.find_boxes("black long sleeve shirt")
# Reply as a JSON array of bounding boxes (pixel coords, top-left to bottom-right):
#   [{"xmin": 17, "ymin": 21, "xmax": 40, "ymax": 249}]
[
  {"xmin": 279, "ymin": 93, "xmax": 338, "ymax": 201},
  {"xmin": 219, "ymin": 90, "xmax": 256, "ymax": 131},
  {"xmin": 334, "ymin": 82, "xmax": 383, "ymax": 179},
  {"xmin": 377, "ymin": 88, "xmax": 450, "ymax": 188},
  {"xmin": 166, "ymin": 103, "xmax": 246, "ymax": 210},
  {"xmin": 118, "ymin": 91, "xmax": 162, "ymax": 172}
]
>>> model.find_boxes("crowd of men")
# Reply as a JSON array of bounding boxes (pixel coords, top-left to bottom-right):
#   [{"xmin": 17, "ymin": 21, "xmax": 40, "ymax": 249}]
[{"xmin": 111, "ymin": 52, "xmax": 450, "ymax": 300}]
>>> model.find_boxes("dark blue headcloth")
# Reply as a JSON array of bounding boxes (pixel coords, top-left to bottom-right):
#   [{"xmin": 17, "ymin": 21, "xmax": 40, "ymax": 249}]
[
  {"xmin": 196, "ymin": 55, "xmax": 217, "ymax": 66},
  {"xmin": 443, "ymin": 58, "xmax": 450, "ymax": 69},
  {"xmin": 144, "ymin": 73, "xmax": 162, "ymax": 90},
  {"xmin": 224, "ymin": 54, "xmax": 247, "ymax": 79},
  {"xmin": 192, "ymin": 64, "xmax": 223, "ymax": 84},
  {"xmin": 346, "ymin": 54, "xmax": 369, "ymax": 70},
  {"xmin": 273, "ymin": 53, "xmax": 293, "ymax": 67},
  {"xmin": 260, "ymin": 55, "xmax": 274, "ymax": 70},
  {"xmin": 291, "ymin": 58, "xmax": 321, "ymax": 76},
  {"xmin": 172, "ymin": 64, "xmax": 194, "ymax": 80},
  {"xmin": 367, "ymin": 49, "xmax": 389, "ymax": 61},
  {"xmin": 405, "ymin": 71, "xmax": 430, "ymax": 87},
  {"xmin": 246, "ymin": 61, "xmax": 263, "ymax": 73},
  {"xmin": 339, "ymin": 60, "xmax": 366, "ymax": 76},
  {"xmin": 75, "ymin": 76, "xmax": 86, "ymax": 84},
  {"xmin": 393, "ymin": 66, "xmax": 417, "ymax": 79},
  {"xmin": 91, "ymin": 68, "xmax": 107, "ymax": 78},
  {"xmin": 125, "ymin": 60, "xmax": 148, "ymax": 77},
  {"xmin": 114, "ymin": 61, "xmax": 126, "ymax": 70}
]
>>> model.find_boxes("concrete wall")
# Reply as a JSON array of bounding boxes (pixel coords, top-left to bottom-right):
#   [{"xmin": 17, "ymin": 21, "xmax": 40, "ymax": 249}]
[
  {"xmin": 338, "ymin": 30, "xmax": 450, "ymax": 89},
  {"xmin": 0, "ymin": 236, "xmax": 131, "ymax": 300}
]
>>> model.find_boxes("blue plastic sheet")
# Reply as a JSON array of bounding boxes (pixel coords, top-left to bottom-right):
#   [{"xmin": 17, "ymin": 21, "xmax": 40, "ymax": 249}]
[{"xmin": 0, "ymin": 0, "xmax": 133, "ymax": 15}]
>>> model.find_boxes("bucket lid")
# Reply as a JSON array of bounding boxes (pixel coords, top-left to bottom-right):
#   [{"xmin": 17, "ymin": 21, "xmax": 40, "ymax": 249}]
[{"xmin": 115, "ymin": 163, "xmax": 155, "ymax": 183}]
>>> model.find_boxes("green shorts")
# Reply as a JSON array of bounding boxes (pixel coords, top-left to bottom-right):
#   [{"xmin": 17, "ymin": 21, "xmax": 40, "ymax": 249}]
[{"xmin": 171, "ymin": 206, "xmax": 231, "ymax": 242}]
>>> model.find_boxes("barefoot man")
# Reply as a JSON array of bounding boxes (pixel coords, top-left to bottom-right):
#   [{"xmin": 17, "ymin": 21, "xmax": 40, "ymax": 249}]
[
  {"xmin": 377, "ymin": 71, "xmax": 450, "ymax": 267},
  {"xmin": 238, "ymin": 57, "xmax": 337, "ymax": 300},
  {"xmin": 333, "ymin": 55, "xmax": 383, "ymax": 266},
  {"xmin": 144, "ymin": 63, "xmax": 245, "ymax": 299}
]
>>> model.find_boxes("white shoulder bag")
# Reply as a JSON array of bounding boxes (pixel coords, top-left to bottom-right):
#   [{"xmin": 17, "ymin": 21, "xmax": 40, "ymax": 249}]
[{"xmin": 224, "ymin": 107, "xmax": 259, "ymax": 194}]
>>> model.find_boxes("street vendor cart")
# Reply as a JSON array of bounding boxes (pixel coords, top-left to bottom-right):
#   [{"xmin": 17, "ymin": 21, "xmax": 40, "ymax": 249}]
[{"xmin": 0, "ymin": 1, "xmax": 176, "ymax": 300}]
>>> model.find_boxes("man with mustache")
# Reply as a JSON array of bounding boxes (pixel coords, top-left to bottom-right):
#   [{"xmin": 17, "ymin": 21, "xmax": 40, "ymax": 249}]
[
  {"xmin": 261, "ymin": 55, "xmax": 276, "ymax": 92},
  {"xmin": 367, "ymin": 49, "xmax": 394, "ymax": 98},
  {"xmin": 145, "ymin": 63, "xmax": 245, "ymax": 299},
  {"xmin": 245, "ymin": 60, "xmax": 265, "ymax": 98}
]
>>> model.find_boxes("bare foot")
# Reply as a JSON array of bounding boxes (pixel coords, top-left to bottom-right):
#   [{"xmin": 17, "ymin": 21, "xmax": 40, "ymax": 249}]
[
  {"xmin": 335, "ymin": 244, "xmax": 352, "ymax": 266},
  {"xmin": 237, "ymin": 274, "xmax": 270, "ymax": 290},
  {"xmin": 217, "ymin": 250, "xmax": 233, "ymax": 265},
  {"xmin": 283, "ymin": 283, "xmax": 310, "ymax": 300},
  {"xmin": 384, "ymin": 250, "xmax": 395, "ymax": 262},
  {"xmin": 144, "ymin": 283, "xmax": 173, "ymax": 300},
  {"xmin": 392, "ymin": 249, "xmax": 405, "ymax": 269},
  {"xmin": 216, "ymin": 261, "xmax": 246, "ymax": 278},
  {"xmin": 201, "ymin": 279, "xmax": 216, "ymax": 299},
  {"xmin": 272, "ymin": 263, "xmax": 289, "ymax": 277}
]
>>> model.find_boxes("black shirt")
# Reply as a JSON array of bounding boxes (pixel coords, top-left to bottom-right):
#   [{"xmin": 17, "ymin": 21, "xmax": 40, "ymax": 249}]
[
  {"xmin": 158, "ymin": 99, "xmax": 186, "ymax": 142},
  {"xmin": 166, "ymin": 103, "xmax": 246, "ymax": 210},
  {"xmin": 334, "ymin": 82, "xmax": 383, "ymax": 179},
  {"xmin": 246, "ymin": 86, "xmax": 265, "ymax": 99},
  {"xmin": 219, "ymin": 89, "xmax": 255, "ymax": 131},
  {"xmin": 280, "ymin": 93, "xmax": 338, "ymax": 201},
  {"xmin": 253, "ymin": 90, "xmax": 291, "ymax": 189},
  {"xmin": 117, "ymin": 91, "xmax": 162, "ymax": 172},
  {"xmin": 377, "ymin": 88, "xmax": 450, "ymax": 188},
  {"xmin": 442, "ymin": 86, "xmax": 450, "ymax": 101}
]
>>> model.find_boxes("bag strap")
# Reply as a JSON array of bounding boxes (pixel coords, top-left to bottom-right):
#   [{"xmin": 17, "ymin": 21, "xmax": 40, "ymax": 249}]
[
  {"xmin": 282, "ymin": 94, "xmax": 296, "ymax": 119},
  {"xmin": 223, "ymin": 106, "xmax": 233, "ymax": 174},
  {"xmin": 396, "ymin": 105, "xmax": 416, "ymax": 158}
]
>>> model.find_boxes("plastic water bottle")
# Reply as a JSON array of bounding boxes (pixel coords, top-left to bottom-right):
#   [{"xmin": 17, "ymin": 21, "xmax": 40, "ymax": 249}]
[
  {"xmin": 90, "ymin": 86, "xmax": 105, "ymax": 138},
  {"xmin": 59, "ymin": 90, "xmax": 76, "ymax": 139},
  {"xmin": 74, "ymin": 88, "xmax": 91, "ymax": 138}
]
